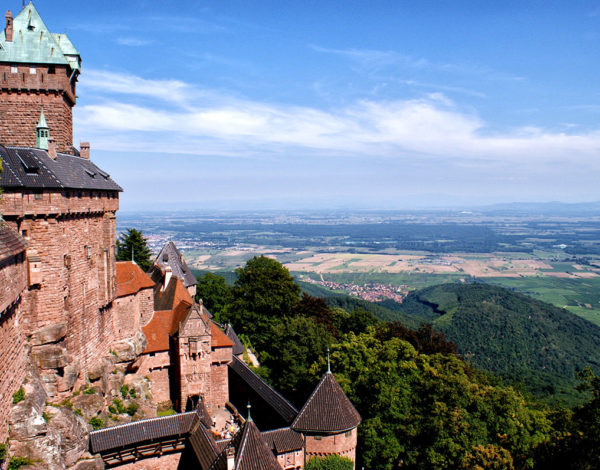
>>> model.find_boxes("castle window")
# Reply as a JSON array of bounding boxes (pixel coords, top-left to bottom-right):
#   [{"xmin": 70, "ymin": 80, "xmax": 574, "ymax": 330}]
[
  {"xmin": 314, "ymin": 436, "xmax": 322, "ymax": 440},
  {"xmin": 21, "ymin": 230, "xmax": 28, "ymax": 237},
  {"xmin": 11, "ymin": 65, "xmax": 17, "ymax": 73},
  {"xmin": 34, "ymin": 191, "xmax": 42, "ymax": 200},
  {"xmin": 345, "ymin": 430, "xmax": 352, "ymax": 437},
  {"xmin": 64, "ymin": 254, "xmax": 71, "ymax": 269},
  {"xmin": 29, "ymin": 67, "xmax": 36, "ymax": 75},
  {"xmin": 48, "ymin": 66, "xmax": 55, "ymax": 74}
]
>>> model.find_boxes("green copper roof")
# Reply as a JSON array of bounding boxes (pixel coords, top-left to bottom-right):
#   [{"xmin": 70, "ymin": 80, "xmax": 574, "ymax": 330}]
[
  {"xmin": 36, "ymin": 107, "xmax": 47, "ymax": 129},
  {"xmin": 0, "ymin": 2, "xmax": 80, "ymax": 70}
]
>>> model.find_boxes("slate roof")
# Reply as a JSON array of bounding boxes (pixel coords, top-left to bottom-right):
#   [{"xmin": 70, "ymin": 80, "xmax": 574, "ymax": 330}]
[
  {"xmin": 0, "ymin": 146, "xmax": 122, "ymax": 191},
  {"xmin": 213, "ymin": 419, "xmax": 281, "ymax": 470},
  {"xmin": 291, "ymin": 372, "xmax": 361, "ymax": 433},
  {"xmin": 229, "ymin": 356, "xmax": 298, "ymax": 424},
  {"xmin": 89, "ymin": 411, "xmax": 196, "ymax": 454},
  {"xmin": 189, "ymin": 420, "xmax": 220, "ymax": 470},
  {"xmin": 153, "ymin": 241, "xmax": 197, "ymax": 288},
  {"xmin": 115, "ymin": 261, "xmax": 155, "ymax": 298},
  {"xmin": 223, "ymin": 324, "xmax": 245, "ymax": 356},
  {"xmin": 0, "ymin": 224, "xmax": 26, "ymax": 262},
  {"xmin": 0, "ymin": 2, "xmax": 80, "ymax": 70},
  {"xmin": 262, "ymin": 427, "xmax": 303, "ymax": 454}
]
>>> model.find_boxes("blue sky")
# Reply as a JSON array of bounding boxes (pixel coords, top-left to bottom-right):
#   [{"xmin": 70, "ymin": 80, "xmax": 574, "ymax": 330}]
[{"xmin": 27, "ymin": 1, "xmax": 600, "ymax": 210}]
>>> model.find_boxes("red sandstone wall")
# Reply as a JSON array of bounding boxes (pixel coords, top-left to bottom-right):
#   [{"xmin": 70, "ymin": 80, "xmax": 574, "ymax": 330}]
[
  {"xmin": 277, "ymin": 449, "xmax": 304, "ymax": 469},
  {"xmin": 112, "ymin": 451, "xmax": 182, "ymax": 470},
  {"xmin": 0, "ymin": 64, "xmax": 75, "ymax": 152},
  {"xmin": 114, "ymin": 287, "xmax": 152, "ymax": 342},
  {"xmin": 0, "ymin": 245, "xmax": 29, "ymax": 440},
  {"xmin": 1, "ymin": 191, "xmax": 119, "ymax": 372},
  {"xmin": 305, "ymin": 428, "xmax": 358, "ymax": 468},
  {"xmin": 142, "ymin": 351, "xmax": 171, "ymax": 404},
  {"xmin": 0, "ymin": 301, "xmax": 27, "ymax": 442},
  {"xmin": 209, "ymin": 351, "xmax": 231, "ymax": 410}
]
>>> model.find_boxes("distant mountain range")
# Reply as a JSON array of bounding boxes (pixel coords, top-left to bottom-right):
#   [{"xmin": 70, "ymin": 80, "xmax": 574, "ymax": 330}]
[{"xmin": 476, "ymin": 201, "xmax": 600, "ymax": 216}]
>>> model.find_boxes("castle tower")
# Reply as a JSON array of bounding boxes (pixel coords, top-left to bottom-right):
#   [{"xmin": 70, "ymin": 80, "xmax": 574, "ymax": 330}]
[
  {"xmin": 35, "ymin": 107, "xmax": 48, "ymax": 149},
  {"xmin": 0, "ymin": 2, "xmax": 81, "ymax": 153},
  {"xmin": 291, "ymin": 369, "xmax": 362, "ymax": 468}
]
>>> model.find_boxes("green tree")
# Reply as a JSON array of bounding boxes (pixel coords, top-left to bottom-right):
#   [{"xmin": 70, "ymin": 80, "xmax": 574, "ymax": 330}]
[
  {"xmin": 305, "ymin": 454, "xmax": 353, "ymax": 470},
  {"xmin": 225, "ymin": 256, "xmax": 300, "ymax": 350},
  {"xmin": 196, "ymin": 272, "xmax": 233, "ymax": 320},
  {"xmin": 260, "ymin": 315, "xmax": 334, "ymax": 406},
  {"xmin": 116, "ymin": 228, "xmax": 153, "ymax": 271}
]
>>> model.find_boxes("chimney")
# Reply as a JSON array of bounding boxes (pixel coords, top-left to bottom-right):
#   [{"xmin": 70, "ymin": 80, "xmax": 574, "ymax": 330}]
[
  {"xmin": 164, "ymin": 266, "xmax": 172, "ymax": 290},
  {"xmin": 226, "ymin": 447, "xmax": 235, "ymax": 470},
  {"xmin": 48, "ymin": 138, "xmax": 57, "ymax": 160},
  {"xmin": 80, "ymin": 142, "xmax": 90, "ymax": 159},
  {"xmin": 5, "ymin": 10, "xmax": 13, "ymax": 42}
]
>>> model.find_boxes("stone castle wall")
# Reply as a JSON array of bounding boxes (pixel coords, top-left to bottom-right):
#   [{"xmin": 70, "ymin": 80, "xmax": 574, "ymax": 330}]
[
  {"xmin": 0, "ymin": 240, "xmax": 28, "ymax": 441},
  {"xmin": 114, "ymin": 287, "xmax": 154, "ymax": 342},
  {"xmin": 1, "ymin": 190, "xmax": 120, "ymax": 398},
  {"xmin": 305, "ymin": 428, "xmax": 358, "ymax": 468},
  {"xmin": 276, "ymin": 449, "xmax": 304, "ymax": 470},
  {"xmin": 142, "ymin": 351, "xmax": 172, "ymax": 405},
  {"xmin": 209, "ymin": 348, "xmax": 232, "ymax": 411},
  {"xmin": 0, "ymin": 64, "xmax": 75, "ymax": 152},
  {"xmin": 0, "ymin": 305, "xmax": 28, "ymax": 441}
]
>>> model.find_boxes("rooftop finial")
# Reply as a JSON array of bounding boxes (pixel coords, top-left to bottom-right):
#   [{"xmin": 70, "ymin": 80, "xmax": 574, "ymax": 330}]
[
  {"xmin": 131, "ymin": 246, "xmax": 135, "ymax": 263},
  {"xmin": 247, "ymin": 401, "xmax": 252, "ymax": 422},
  {"xmin": 327, "ymin": 347, "xmax": 331, "ymax": 373}
]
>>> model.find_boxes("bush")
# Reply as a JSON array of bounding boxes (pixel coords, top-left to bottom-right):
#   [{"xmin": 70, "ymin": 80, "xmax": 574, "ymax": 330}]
[
  {"xmin": 126, "ymin": 402, "xmax": 139, "ymax": 416},
  {"xmin": 112, "ymin": 398, "xmax": 126, "ymax": 414},
  {"xmin": 83, "ymin": 386, "xmax": 96, "ymax": 395},
  {"xmin": 0, "ymin": 443, "xmax": 7, "ymax": 460},
  {"xmin": 89, "ymin": 416, "xmax": 104, "ymax": 430},
  {"xmin": 305, "ymin": 455, "xmax": 354, "ymax": 470},
  {"xmin": 8, "ymin": 456, "xmax": 34, "ymax": 470},
  {"xmin": 12, "ymin": 387, "xmax": 25, "ymax": 404},
  {"xmin": 120, "ymin": 385, "xmax": 129, "ymax": 398}
]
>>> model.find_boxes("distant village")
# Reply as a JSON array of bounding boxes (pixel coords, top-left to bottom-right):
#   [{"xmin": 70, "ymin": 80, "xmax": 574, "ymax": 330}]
[{"xmin": 302, "ymin": 278, "xmax": 408, "ymax": 303}]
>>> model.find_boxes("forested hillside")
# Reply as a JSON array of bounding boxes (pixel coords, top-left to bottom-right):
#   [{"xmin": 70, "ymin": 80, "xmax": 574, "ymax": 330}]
[
  {"xmin": 196, "ymin": 259, "xmax": 600, "ymax": 468},
  {"xmin": 399, "ymin": 283, "xmax": 600, "ymax": 401}
]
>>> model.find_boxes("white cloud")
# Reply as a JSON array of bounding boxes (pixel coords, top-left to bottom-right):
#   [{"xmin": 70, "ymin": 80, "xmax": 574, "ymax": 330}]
[
  {"xmin": 75, "ymin": 70, "xmax": 600, "ymax": 166},
  {"xmin": 116, "ymin": 37, "xmax": 152, "ymax": 47}
]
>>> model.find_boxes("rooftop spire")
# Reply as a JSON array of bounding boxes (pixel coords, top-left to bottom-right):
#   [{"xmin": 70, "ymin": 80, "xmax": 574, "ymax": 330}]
[
  {"xmin": 247, "ymin": 401, "xmax": 252, "ymax": 422},
  {"xmin": 35, "ymin": 107, "xmax": 49, "ymax": 150},
  {"xmin": 327, "ymin": 347, "xmax": 331, "ymax": 373}
]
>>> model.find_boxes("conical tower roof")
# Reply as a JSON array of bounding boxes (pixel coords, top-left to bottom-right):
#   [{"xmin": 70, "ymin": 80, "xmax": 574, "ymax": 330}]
[
  {"xmin": 36, "ymin": 107, "xmax": 48, "ymax": 129},
  {"xmin": 213, "ymin": 418, "xmax": 280, "ymax": 470},
  {"xmin": 291, "ymin": 372, "xmax": 361, "ymax": 433}
]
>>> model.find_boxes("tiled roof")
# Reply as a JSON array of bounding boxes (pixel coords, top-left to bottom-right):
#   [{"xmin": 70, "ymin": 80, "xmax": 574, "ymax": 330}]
[
  {"xmin": 189, "ymin": 418, "xmax": 220, "ymax": 470},
  {"xmin": 115, "ymin": 261, "xmax": 155, "ymax": 298},
  {"xmin": 211, "ymin": 321, "xmax": 234, "ymax": 349},
  {"xmin": 229, "ymin": 356, "xmax": 298, "ymax": 424},
  {"xmin": 0, "ymin": 224, "xmax": 26, "ymax": 262},
  {"xmin": 89, "ymin": 412, "xmax": 196, "ymax": 454},
  {"xmin": 0, "ymin": 146, "xmax": 122, "ymax": 191},
  {"xmin": 262, "ymin": 427, "xmax": 303, "ymax": 454},
  {"xmin": 153, "ymin": 242, "xmax": 197, "ymax": 288},
  {"xmin": 213, "ymin": 420, "xmax": 281, "ymax": 470},
  {"xmin": 154, "ymin": 276, "xmax": 193, "ymax": 312},
  {"xmin": 0, "ymin": 2, "xmax": 80, "ymax": 69},
  {"xmin": 142, "ymin": 310, "xmax": 172, "ymax": 353},
  {"xmin": 223, "ymin": 324, "xmax": 245, "ymax": 356},
  {"xmin": 291, "ymin": 372, "xmax": 361, "ymax": 433}
]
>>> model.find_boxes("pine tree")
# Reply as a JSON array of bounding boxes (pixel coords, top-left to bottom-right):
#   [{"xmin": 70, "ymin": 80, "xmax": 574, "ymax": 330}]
[{"xmin": 116, "ymin": 228, "xmax": 153, "ymax": 271}]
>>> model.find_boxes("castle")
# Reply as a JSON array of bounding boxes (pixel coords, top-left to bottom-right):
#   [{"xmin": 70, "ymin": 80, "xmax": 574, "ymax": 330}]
[{"xmin": 0, "ymin": 3, "xmax": 360, "ymax": 469}]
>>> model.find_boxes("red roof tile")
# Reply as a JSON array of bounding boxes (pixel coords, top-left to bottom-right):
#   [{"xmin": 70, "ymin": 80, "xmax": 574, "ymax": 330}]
[
  {"xmin": 115, "ymin": 261, "xmax": 155, "ymax": 298},
  {"xmin": 211, "ymin": 321, "xmax": 234, "ymax": 349}
]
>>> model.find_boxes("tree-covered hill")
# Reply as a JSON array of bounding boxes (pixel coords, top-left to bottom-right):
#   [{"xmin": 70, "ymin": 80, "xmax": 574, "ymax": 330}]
[{"xmin": 399, "ymin": 283, "xmax": 600, "ymax": 400}]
